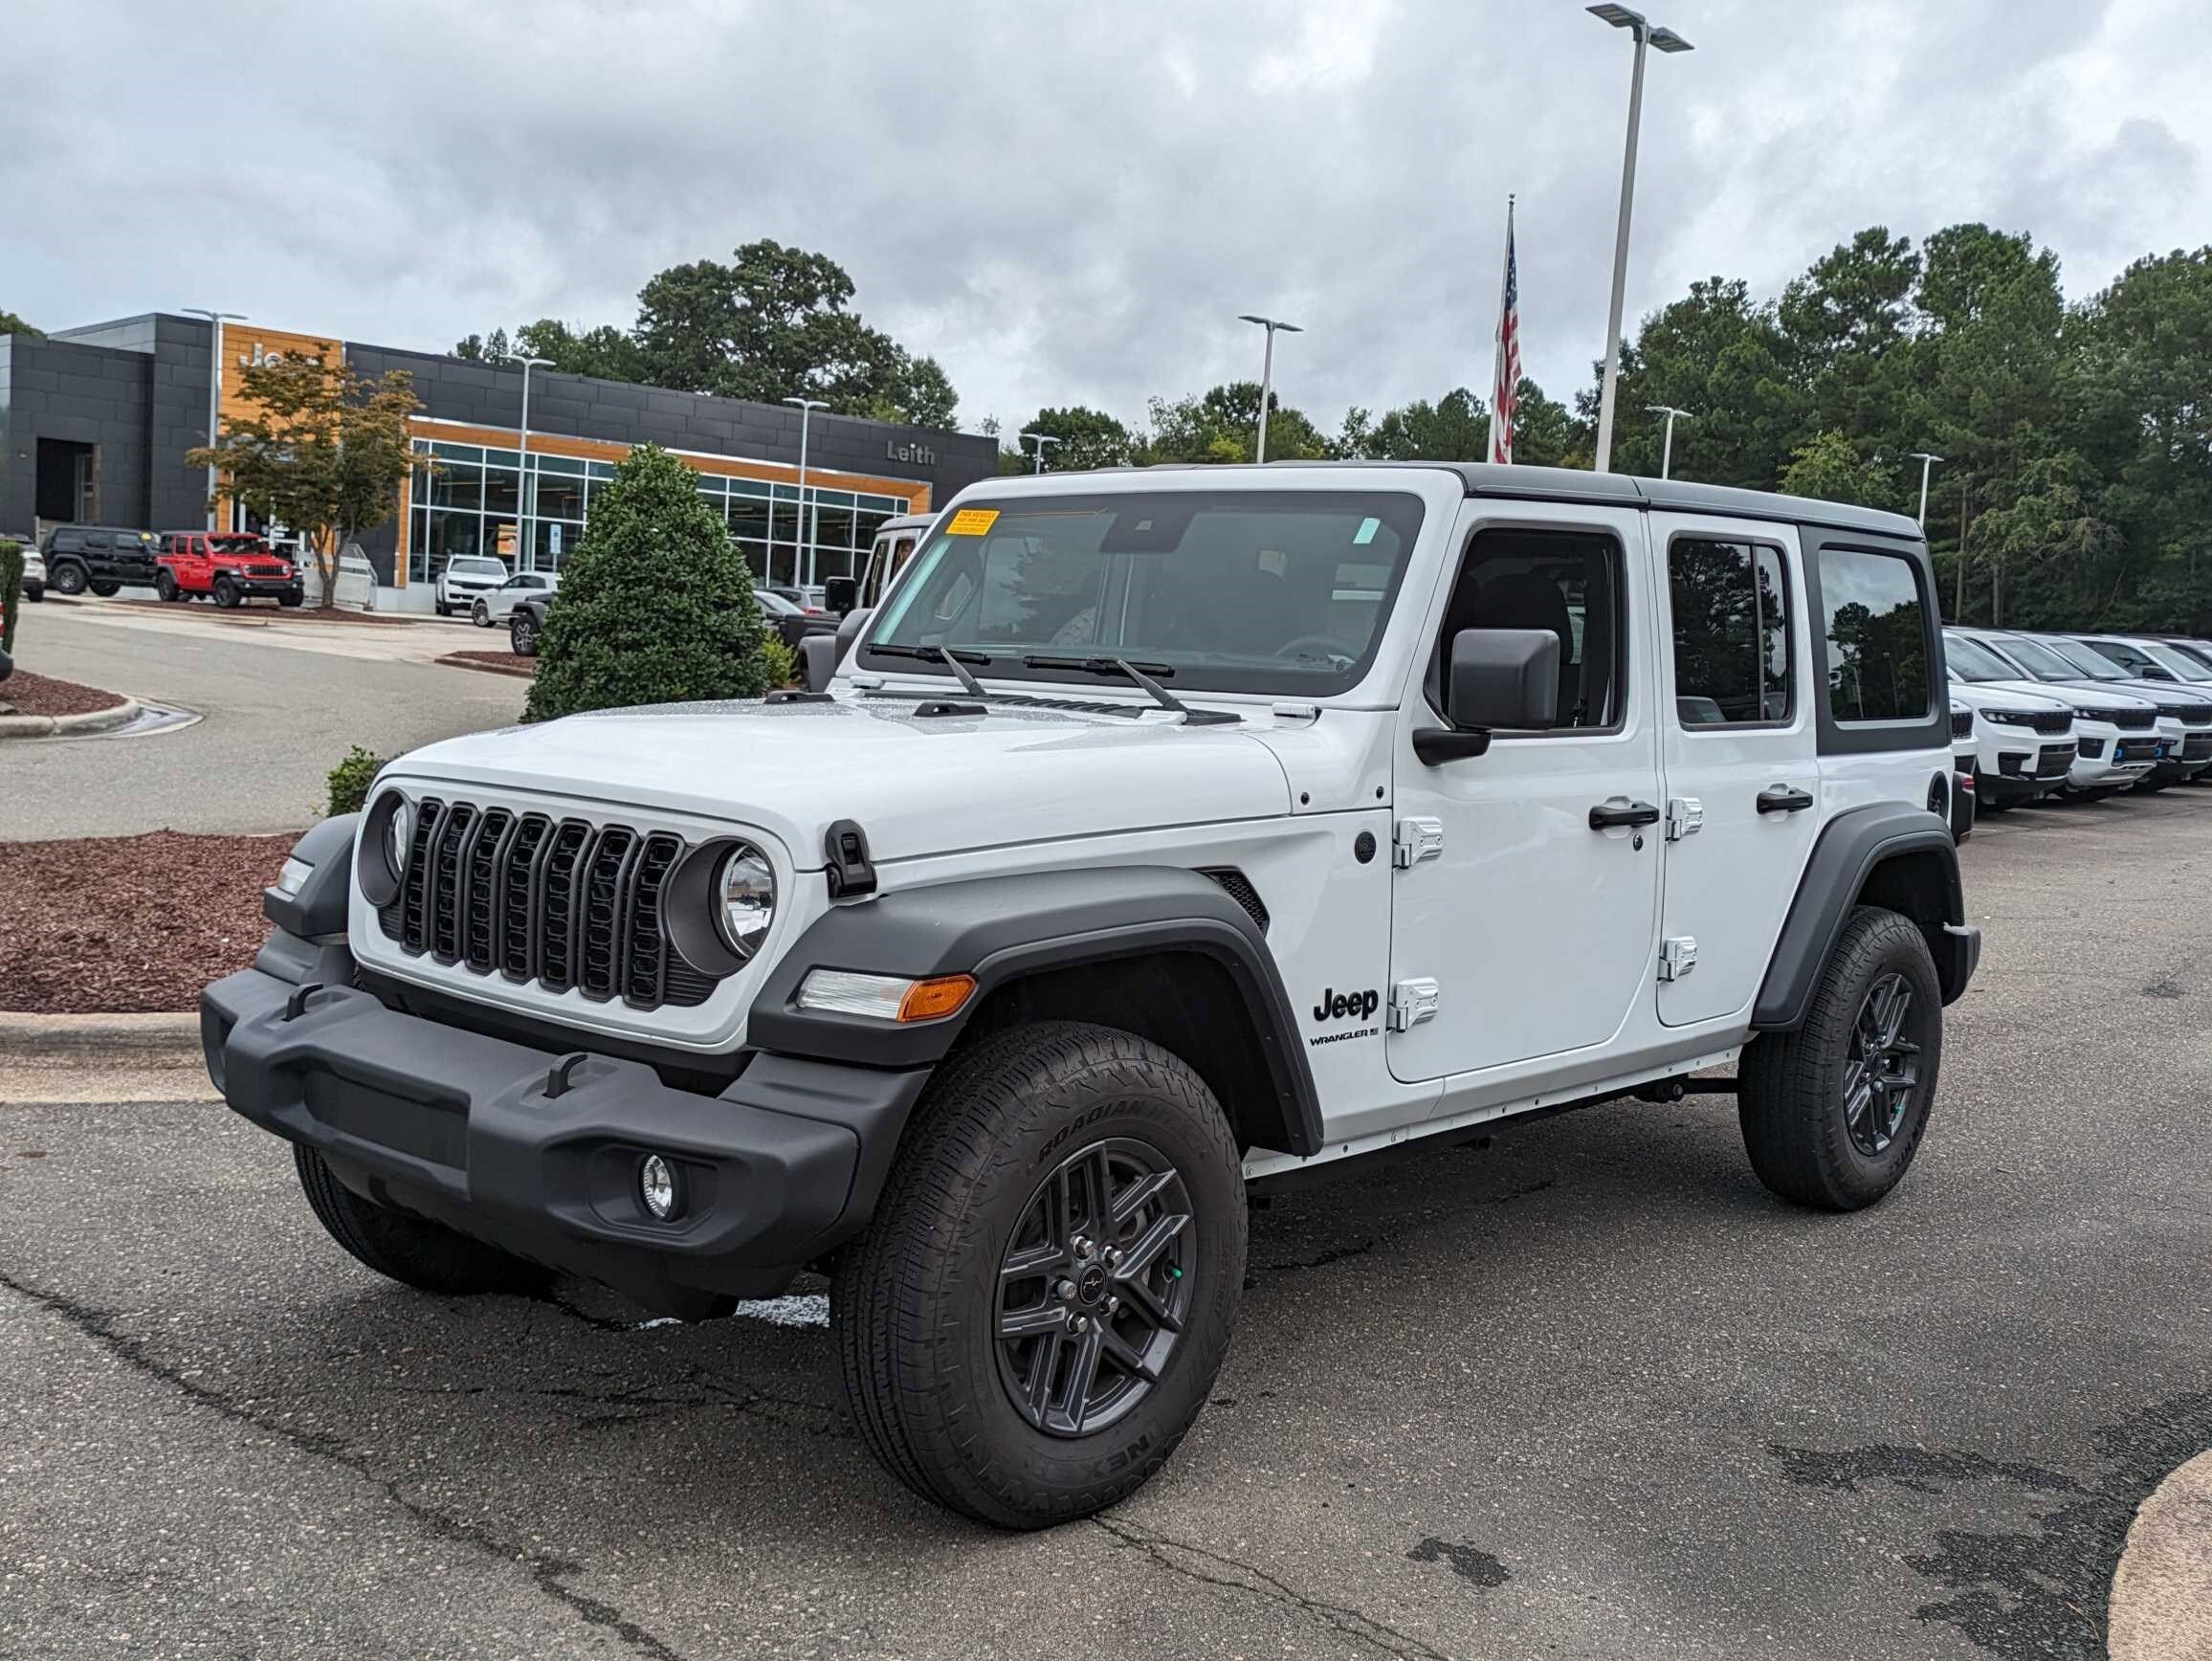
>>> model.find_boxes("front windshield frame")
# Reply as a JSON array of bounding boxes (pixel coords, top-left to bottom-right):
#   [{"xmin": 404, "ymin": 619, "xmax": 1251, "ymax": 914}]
[
  {"xmin": 2040, "ymin": 635, "xmax": 2133, "ymax": 681},
  {"xmin": 2135, "ymin": 638, "xmax": 2212, "ymax": 683},
  {"xmin": 1943, "ymin": 633, "xmax": 2023, "ymax": 683},
  {"xmin": 855, "ymin": 488, "xmax": 1429, "ymax": 698}
]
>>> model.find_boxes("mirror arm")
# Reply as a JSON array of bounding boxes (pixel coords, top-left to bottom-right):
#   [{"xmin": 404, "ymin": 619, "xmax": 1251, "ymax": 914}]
[{"xmin": 1411, "ymin": 726, "xmax": 1493, "ymax": 765}]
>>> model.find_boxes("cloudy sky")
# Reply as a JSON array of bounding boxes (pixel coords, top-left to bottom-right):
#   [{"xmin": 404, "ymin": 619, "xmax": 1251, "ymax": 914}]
[{"xmin": 9, "ymin": 0, "xmax": 2206, "ymax": 438}]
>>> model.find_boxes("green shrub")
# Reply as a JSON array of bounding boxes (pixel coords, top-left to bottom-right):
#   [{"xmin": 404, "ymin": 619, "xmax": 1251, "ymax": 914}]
[
  {"xmin": 326, "ymin": 746, "xmax": 387, "ymax": 816},
  {"xmin": 523, "ymin": 444, "xmax": 772, "ymax": 722},
  {"xmin": 762, "ymin": 635, "xmax": 798, "ymax": 690},
  {"xmin": 0, "ymin": 541, "xmax": 22, "ymax": 655}
]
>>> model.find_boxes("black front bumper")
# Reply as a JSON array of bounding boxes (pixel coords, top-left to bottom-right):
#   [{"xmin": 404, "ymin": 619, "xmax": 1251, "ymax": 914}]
[
  {"xmin": 203, "ymin": 967, "xmax": 929, "ymax": 1317},
  {"xmin": 232, "ymin": 577, "xmax": 303, "ymax": 599}
]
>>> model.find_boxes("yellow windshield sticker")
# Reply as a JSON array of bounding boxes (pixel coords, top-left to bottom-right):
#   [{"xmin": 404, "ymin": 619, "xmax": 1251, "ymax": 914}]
[{"xmin": 946, "ymin": 508, "xmax": 1000, "ymax": 537}]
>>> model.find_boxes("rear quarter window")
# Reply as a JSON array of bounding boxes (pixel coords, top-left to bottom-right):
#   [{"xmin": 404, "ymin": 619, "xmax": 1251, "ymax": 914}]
[{"xmin": 1820, "ymin": 546, "xmax": 1929, "ymax": 723}]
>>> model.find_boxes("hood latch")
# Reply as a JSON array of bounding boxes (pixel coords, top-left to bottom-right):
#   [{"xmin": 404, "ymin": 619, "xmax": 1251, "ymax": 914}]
[{"xmin": 824, "ymin": 818, "xmax": 877, "ymax": 900}]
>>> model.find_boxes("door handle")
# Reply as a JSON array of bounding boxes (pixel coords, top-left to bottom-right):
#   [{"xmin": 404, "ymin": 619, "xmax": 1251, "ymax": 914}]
[
  {"xmin": 1756, "ymin": 785, "xmax": 1815, "ymax": 814},
  {"xmin": 1587, "ymin": 800, "xmax": 1661, "ymax": 830}
]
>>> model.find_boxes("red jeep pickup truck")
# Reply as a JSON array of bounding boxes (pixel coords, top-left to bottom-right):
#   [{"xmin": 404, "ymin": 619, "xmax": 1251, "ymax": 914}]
[{"xmin": 155, "ymin": 533, "xmax": 305, "ymax": 608}]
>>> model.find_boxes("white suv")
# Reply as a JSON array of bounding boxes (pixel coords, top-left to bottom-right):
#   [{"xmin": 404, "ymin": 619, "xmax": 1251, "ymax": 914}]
[
  {"xmin": 203, "ymin": 465, "xmax": 1979, "ymax": 1528},
  {"xmin": 469, "ymin": 570, "xmax": 559, "ymax": 628},
  {"xmin": 434, "ymin": 554, "xmax": 511, "ymax": 618},
  {"xmin": 2063, "ymin": 633, "xmax": 2212, "ymax": 783},
  {"xmin": 1944, "ymin": 630, "xmax": 2160, "ymax": 797}
]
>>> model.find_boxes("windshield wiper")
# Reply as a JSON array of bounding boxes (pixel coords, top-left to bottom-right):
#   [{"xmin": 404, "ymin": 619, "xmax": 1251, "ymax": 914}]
[
  {"xmin": 870, "ymin": 642, "xmax": 991, "ymax": 698},
  {"xmin": 1021, "ymin": 654, "xmax": 1240, "ymax": 726}
]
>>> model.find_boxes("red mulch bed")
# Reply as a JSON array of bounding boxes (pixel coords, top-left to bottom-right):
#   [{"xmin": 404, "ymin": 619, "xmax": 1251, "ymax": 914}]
[
  {"xmin": 100, "ymin": 597, "xmax": 420, "ymax": 627},
  {"xmin": 2, "ymin": 669, "xmax": 129, "ymax": 719},
  {"xmin": 440, "ymin": 651, "xmax": 537, "ymax": 676},
  {"xmin": 0, "ymin": 832, "xmax": 298, "ymax": 1013}
]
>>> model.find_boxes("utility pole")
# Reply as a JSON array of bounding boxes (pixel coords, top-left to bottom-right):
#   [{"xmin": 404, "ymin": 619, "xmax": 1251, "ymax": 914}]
[
  {"xmin": 1587, "ymin": 6, "xmax": 1692, "ymax": 474},
  {"xmin": 783, "ymin": 397, "xmax": 830, "ymax": 587}
]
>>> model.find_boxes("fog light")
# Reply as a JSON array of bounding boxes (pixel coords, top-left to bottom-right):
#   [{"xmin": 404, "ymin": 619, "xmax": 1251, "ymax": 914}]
[{"xmin": 639, "ymin": 1155, "xmax": 680, "ymax": 1221}]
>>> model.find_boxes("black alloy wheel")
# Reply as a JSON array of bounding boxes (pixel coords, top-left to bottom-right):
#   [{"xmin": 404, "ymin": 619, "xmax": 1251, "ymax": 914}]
[
  {"xmin": 1843, "ymin": 972, "xmax": 1920, "ymax": 1159},
  {"xmin": 212, "ymin": 575, "xmax": 240, "ymax": 609},
  {"xmin": 510, "ymin": 612, "xmax": 539, "ymax": 655},
  {"xmin": 155, "ymin": 569, "xmax": 181, "ymax": 602},
  {"xmin": 52, "ymin": 562, "xmax": 88, "ymax": 596},
  {"xmin": 995, "ymin": 1138, "xmax": 1193, "ymax": 1438}
]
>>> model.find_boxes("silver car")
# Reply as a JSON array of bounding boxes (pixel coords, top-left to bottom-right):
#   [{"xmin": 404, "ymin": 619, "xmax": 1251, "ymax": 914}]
[{"xmin": 470, "ymin": 569, "xmax": 560, "ymax": 628}]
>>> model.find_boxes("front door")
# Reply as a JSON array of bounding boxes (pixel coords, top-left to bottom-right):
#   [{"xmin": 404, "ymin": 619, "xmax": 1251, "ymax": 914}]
[
  {"xmin": 1387, "ymin": 502, "xmax": 1663, "ymax": 1082},
  {"xmin": 1651, "ymin": 517, "xmax": 1822, "ymax": 1026}
]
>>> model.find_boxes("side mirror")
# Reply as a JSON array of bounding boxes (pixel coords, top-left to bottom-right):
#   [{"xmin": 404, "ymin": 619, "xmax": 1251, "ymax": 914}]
[
  {"xmin": 799, "ymin": 634, "xmax": 840, "ymax": 694},
  {"xmin": 822, "ymin": 575, "xmax": 858, "ymax": 616},
  {"xmin": 834, "ymin": 606, "xmax": 874, "ymax": 664},
  {"xmin": 1413, "ymin": 628, "xmax": 1560, "ymax": 764}
]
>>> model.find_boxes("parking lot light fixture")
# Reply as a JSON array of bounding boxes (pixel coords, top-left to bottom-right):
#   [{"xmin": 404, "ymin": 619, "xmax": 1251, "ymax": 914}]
[
  {"xmin": 1238, "ymin": 315, "xmax": 1303, "ymax": 464},
  {"xmin": 783, "ymin": 397, "xmax": 830, "ymax": 587},
  {"xmin": 1647, "ymin": 405, "xmax": 1694, "ymax": 478},
  {"xmin": 506, "ymin": 356, "xmax": 553, "ymax": 571},
  {"xmin": 1019, "ymin": 432, "xmax": 1064, "ymax": 474},
  {"xmin": 1911, "ymin": 452, "xmax": 1944, "ymax": 528},
  {"xmin": 183, "ymin": 308, "xmax": 247, "ymax": 530},
  {"xmin": 1588, "ymin": 5, "xmax": 1692, "ymax": 474}
]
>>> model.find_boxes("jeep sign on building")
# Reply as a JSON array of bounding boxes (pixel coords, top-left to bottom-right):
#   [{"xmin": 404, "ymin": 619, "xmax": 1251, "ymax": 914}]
[{"xmin": 0, "ymin": 313, "xmax": 997, "ymax": 610}]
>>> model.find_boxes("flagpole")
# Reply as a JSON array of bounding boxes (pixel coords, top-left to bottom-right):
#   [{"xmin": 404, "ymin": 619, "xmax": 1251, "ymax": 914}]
[{"xmin": 1486, "ymin": 195, "xmax": 1515, "ymax": 464}]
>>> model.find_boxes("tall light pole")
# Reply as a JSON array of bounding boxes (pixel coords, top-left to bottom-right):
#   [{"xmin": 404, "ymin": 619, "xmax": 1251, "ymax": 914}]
[
  {"xmin": 184, "ymin": 308, "xmax": 247, "ymax": 529},
  {"xmin": 783, "ymin": 397, "xmax": 830, "ymax": 587},
  {"xmin": 1019, "ymin": 431, "xmax": 1064, "ymax": 473},
  {"xmin": 507, "ymin": 356, "xmax": 552, "ymax": 569},
  {"xmin": 1588, "ymin": 5, "xmax": 1692, "ymax": 475},
  {"xmin": 1910, "ymin": 452, "xmax": 1943, "ymax": 528},
  {"xmin": 1237, "ymin": 314, "xmax": 1302, "ymax": 464},
  {"xmin": 1647, "ymin": 404, "xmax": 1693, "ymax": 478}
]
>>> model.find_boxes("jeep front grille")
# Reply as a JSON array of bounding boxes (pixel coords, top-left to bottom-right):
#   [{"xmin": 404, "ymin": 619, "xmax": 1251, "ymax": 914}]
[
  {"xmin": 2027, "ymin": 710, "xmax": 2072, "ymax": 735},
  {"xmin": 1949, "ymin": 709, "xmax": 1975, "ymax": 740},
  {"xmin": 2156, "ymin": 703, "xmax": 2211, "ymax": 726},
  {"xmin": 379, "ymin": 797, "xmax": 716, "ymax": 1008},
  {"xmin": 2109, "ymin": 708, "xmax": 2156, "ymax": 731}
]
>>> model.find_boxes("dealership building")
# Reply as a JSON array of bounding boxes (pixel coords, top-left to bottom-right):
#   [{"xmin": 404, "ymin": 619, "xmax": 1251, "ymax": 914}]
[{"xmin": 0, "ymin": 314, "xmax": 997, "ymax": 609}]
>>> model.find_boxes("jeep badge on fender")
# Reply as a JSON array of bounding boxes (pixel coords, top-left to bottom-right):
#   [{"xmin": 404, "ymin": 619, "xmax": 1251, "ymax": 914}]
[
  {"xmin": 1314, "ymin": 987, "xmax": 1381, "ymax": 1023},
  {"xmin": 202, "ymin": 462, "xmax": 1977, "ymax": 1532}
]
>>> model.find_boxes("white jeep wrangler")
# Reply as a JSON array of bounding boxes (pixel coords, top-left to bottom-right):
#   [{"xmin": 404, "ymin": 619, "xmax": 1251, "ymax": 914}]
[{"xmin": 205, "ymin": 463, "xmax": 1979, "ymax": 1529}]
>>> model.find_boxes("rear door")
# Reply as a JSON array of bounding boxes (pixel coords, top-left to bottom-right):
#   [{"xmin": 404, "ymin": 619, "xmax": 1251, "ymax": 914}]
[{"xmin": 1652, "ymin": 518, "xmax": 1821, "ymax": 1025}]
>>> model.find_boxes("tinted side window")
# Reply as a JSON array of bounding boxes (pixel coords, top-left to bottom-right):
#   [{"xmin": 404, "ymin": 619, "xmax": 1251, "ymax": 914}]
[
  {"xmin": 1670, "ymin": 539, "xmax": 1791, "ymax": 725},
  {"xmin": 1820, "ymin": 547, "xmax": 1928, "ymax": 723},
  {"xmin": 1433, "ymin": 527, "xmax": 1626, "ymax": 730}
]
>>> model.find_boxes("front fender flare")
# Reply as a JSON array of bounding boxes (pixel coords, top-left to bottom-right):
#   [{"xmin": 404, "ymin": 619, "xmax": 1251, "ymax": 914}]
[{"xmin": 748, "ymin": 866, "xmax": 1323, "ymax": 1157}]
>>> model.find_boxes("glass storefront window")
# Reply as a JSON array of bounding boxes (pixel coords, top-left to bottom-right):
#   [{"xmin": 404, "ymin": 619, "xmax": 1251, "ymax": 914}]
[
  {"xmin": 484, "ymin": 464, "xmax": 520, "ymax": 517},
  {"xmin": 726, "ymin": 494, "xmax": 771, "ymax": 543},
  {"xmin": 429, "ymin": 459, "xmax": 483, "ymax": 512},
  {"xmin": 533, "ymin": 476, "xmax": 584, "ymax": 522}
]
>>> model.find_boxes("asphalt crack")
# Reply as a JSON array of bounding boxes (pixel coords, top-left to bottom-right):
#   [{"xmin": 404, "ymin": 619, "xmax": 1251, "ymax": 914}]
[
  {"xmin": 1093, "ymin": 1516, "xmax": 1449, "ymax": 1659},
  {"xmin": 0, "ymin": 1266, "xmax": 693, "ymax": 1661}
]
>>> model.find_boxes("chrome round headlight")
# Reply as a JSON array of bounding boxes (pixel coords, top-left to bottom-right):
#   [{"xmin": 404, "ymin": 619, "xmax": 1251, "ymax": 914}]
[
  {"xmin": 385, "ymin": 797, "xmax": 414, "ymax": 879},
  {"xmin": 715, "ymin": 842, "xmax": 776, "ymax": 961}
]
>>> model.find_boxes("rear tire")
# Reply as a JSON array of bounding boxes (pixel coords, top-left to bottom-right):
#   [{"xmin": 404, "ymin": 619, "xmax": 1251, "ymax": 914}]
[
  {"xmin": 1737, "ymin": 906, "xmax": 1942, "ymax": 1212},
  {"xmin": 510, "ymin": 613, "xmax": 540, "ymax": 656},
  {"xmin": 295, "ymin": 1146, "xmax": 550, "ymax": 1296},
  {"xmin": 832, "ymin": 1021, "xmax": 1247, "ymax": 1529},
  {"xmin": 88, "ymin": 580, "xmax": 121, "ymax": 597}
]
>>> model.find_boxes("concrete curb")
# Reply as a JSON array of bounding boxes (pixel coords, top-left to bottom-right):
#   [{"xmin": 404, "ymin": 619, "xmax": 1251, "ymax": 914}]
[
  {"xmin": 2110, "ymin": 1448, "xmax": 2212, "ymax": 1660},
  {"xmin": 0, "ymin": 697, "xmax": 141, "ymax": 740},
  {"xmin": 0, "ymin": 1009, "xmax": 202, "ymax": 1063}
]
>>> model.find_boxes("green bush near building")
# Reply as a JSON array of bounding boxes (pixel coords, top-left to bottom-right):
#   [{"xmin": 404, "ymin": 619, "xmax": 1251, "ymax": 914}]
[
  {"xmin": 326, "ymin": 746, "xmax": 387, "ymax": 817},
  {"xmin": 523, "ymin": 443, "xmax": 772, "ymax": 723},
  {"xmin": 0, "ymin": 541, "xmax": 23, "ymax": 655}
]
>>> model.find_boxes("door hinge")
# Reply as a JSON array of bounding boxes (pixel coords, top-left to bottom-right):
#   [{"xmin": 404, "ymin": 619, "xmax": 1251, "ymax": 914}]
[
  {"xmin": 1657, "ymin": 937, "xmax": 1698, "ymax": 982},
  {"xmin": 1392, "ymin": 816, "xmax": 1445, "ymax": 869},
  {"xmin": 1665, "ymin": 797, "xmax": 1704, "ymax": 841},
  {"xmin": 1387, "ymin": 977, "xmax": 1440, "ymax": 1031}
]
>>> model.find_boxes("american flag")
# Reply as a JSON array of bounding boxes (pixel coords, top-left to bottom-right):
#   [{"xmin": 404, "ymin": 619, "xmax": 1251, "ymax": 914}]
[{"xmin": 1488, "ymin": 198, "xmax": 1520, "ymax": 465}]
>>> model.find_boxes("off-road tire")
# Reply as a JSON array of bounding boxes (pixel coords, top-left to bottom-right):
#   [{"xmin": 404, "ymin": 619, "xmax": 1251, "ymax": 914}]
[
  {"xmin": 155, "ymin": 569, "xmax": 181, "ymax": 602},
  {"xmin": 1737, "ymin": 906, "xmax": 1942, "ymax": 1211},
  {"xmin": 278, "ymin": 591, "xmax": 303, "ymax": 609},
  {"xmin": 51, "ymin": 562, "xmax": 87, "ymax": 596},
  {"xmin": 88, "ymin": 580, "xmax": 121, "ymax": 597},
  {"xmin": 295, "ymin": 1145, "xmax": 550, "ymax": 1296},
  {"xmin": 832, "ymin": 1021, "xmax": 1247, "ymax": 1529},
  {"xmin": 212, "ymin": 576, "xmax": 240, "ymax": 609}
]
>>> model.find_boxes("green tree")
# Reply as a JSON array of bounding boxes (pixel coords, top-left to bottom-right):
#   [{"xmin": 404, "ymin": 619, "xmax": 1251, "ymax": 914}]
[
  {"xmin": 1780, "ymin": 429, "xmax": 1885, "ymax": 505},
  {"xmin": 1139, "ymin": 383, "xmax": 1330, "ymax": 464},
  {"xmin": 187, "ymin": 353, "xmax": 421, "ymax": 610},
  {"xmin": 523, "ymin": 444, "xmax": 771, "ymax": 721},
  {"xmin": 1340, "ymin": 388, "xmax": 1490, "ymax": 460},
  {"xmin": 1598, "ymin": 278, "xmax": 1803, "ymax": 485},
  {"xmin": 0, "ymin": 309, "xmax": 42, "ymax": 339},
  {"xmin": 1005, "ymin": 406, "xmax": 1135, "ymax": 472}
]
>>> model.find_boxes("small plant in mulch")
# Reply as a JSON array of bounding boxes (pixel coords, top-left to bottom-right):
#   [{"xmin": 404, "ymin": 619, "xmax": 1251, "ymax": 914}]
[{"xmin": 326, "ymin": 746, "xmax": 389, "ymax": 816}]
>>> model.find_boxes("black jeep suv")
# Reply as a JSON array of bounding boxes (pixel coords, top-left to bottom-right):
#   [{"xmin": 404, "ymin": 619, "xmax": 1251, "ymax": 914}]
[{"xmin": 40, "ymin": 525, "xmax": 161, "ymax": 596}]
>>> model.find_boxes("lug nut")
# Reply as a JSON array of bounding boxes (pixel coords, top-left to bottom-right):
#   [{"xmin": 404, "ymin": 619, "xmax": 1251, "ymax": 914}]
[
  {"xmin": 1105, "ymin": 1296, "xmax": 1119, "ymax": 1315},
  {"xmin": 1073, "ymin": 1316, "xmax": 1090, "ymax": 1333},
  {"xmin": 1056, "ymin": 1278, "xmax": 1078, "ymax": 1302}
]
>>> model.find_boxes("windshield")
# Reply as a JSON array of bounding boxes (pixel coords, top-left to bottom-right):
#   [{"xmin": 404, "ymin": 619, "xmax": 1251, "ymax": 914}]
[
  {"xmin": 755, "ymin": 589, "xmax": 799, "ymax": 614},
  {"xmin": 1944, "ymin": 634, "xmax": 2024, "ymax": 683},
  {"xmin": 2037, "ymin": 636, "xmax": 2130, "ymax": 680},
  {"xmin": 451, "ymin": 557, "xmax": 505, "ymax": 576},
  {"xmin": 860, "ymin": 490, "xmax": 1426, "ymax": 695},
  {"xmin": 1986, "ymin": 634, "xmax": 2084, "ymax": 681},
  {"xmin": 211, "ymin": 536, "xmax": 271, "ymax": 556},
  {"xmin": 2137, "ymin": 638, "xmax": 2212, "ymax": 683}
]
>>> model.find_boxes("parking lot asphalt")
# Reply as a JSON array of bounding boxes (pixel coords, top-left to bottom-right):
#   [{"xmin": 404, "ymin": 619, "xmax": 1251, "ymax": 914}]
[
  {"xmin": 0, "ymin": 602, "xmax": 524, "ymax": 840},
  {"xmin": 4, "ymin": 790, "xmax": 2209, "ymax": 1659}
]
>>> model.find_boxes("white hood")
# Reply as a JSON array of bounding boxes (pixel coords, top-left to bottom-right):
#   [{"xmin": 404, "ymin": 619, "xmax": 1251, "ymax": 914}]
[{"xmin": 390, "ymin": 694, "xmax": 1295, "ymax": 866}]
